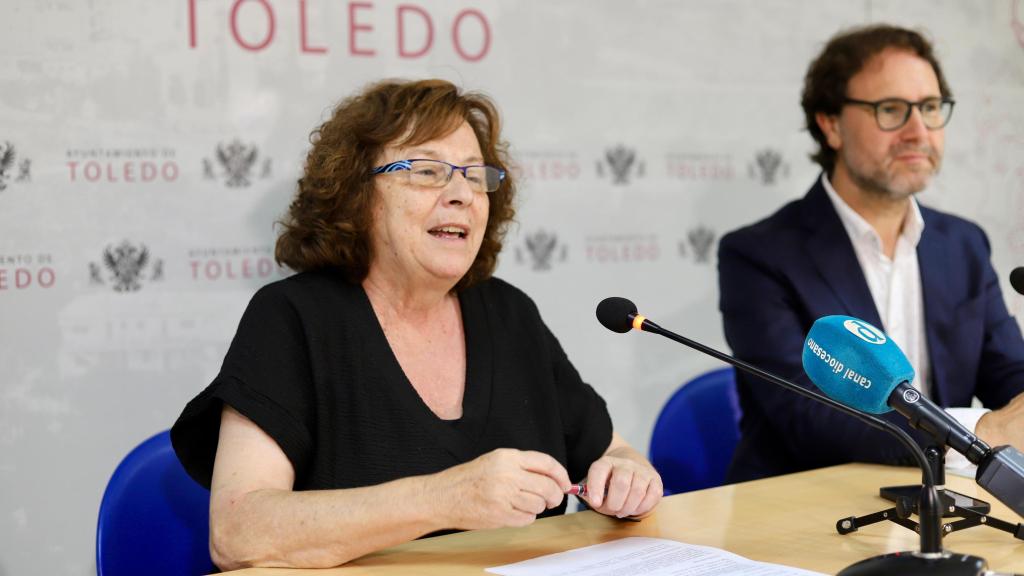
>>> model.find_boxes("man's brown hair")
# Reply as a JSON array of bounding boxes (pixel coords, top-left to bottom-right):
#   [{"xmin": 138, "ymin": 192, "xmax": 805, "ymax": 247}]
[{"xmin": 802, "ymin": 24, "xmax": 952, "ymax": 175}]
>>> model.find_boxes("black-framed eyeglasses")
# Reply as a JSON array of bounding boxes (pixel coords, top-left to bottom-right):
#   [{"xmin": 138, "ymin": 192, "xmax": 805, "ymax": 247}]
[
  {"xmin": 371, "ymin": 159, "xmax": 506, "ymax": 193},
  {"xmin": 842, "ymin": 97, "xmax": 955, "ymax": 131}
]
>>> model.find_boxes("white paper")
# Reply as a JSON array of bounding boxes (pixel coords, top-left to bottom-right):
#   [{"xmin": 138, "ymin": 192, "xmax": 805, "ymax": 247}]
[
  {"xmin": 945, "ymin": 460, "xmax": 978, "ymax": 479},
  {"xmin": 486, "ymin": 537, "xmax": 826, "ymax": 576}
]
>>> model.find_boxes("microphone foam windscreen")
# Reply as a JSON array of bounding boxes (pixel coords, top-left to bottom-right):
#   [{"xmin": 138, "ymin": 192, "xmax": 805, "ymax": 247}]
[
  {"xmin": 596, "ymin": 297, "xmax": 637, "ymax": 333},
  {"xmin": 802, "ymin": 316, "xmax": 914, "ymax": 414},
  {"xmin": 1010, "ymin": 267, "xmax": 1024, "ymax": 296}
]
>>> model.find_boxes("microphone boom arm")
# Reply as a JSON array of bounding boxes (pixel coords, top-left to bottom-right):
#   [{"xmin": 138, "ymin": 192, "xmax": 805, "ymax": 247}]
[
  {"xmin": 631, "ymin": 314, "xmax": 945, "ymax": 554},
  {"xmin": 634, "ymin": 316, "xmax": 937, "ymax": 487}
]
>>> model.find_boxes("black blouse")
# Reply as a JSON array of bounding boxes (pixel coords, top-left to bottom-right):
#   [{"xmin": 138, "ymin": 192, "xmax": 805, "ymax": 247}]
[{"xmin": 171, "ymin": 269, "xmax": 612, "ymax": 518}]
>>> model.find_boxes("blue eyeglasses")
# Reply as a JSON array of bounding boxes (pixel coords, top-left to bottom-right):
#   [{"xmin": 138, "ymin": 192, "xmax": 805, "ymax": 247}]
[{"xmin": 371, "ymin": 159, "xmax": 506, "ymax": 193}]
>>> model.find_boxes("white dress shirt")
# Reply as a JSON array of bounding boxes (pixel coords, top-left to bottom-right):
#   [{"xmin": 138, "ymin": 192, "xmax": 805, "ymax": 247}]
[{"xmin": 821, "ymin": 174, "xmax": 986, "ymax": 475}]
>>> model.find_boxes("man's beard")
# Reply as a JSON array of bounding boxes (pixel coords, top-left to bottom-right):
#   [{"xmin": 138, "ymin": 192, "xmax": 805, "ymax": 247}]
[{"xmin": 844, "ymin": 144, "xmax": 942, "ymax": 201}]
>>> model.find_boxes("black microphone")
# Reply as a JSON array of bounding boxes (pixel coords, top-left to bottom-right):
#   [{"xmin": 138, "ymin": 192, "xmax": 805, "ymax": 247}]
[
  {"xmin": 596, "ymin": 298, "xmax": 937, "ymax": 473},
  {"xmin": 1011, "ymin": 267, "xmax": 1024, "ymax": 296},
  {"xmin": 894, "ymin": 380, "xmax": 1024, "ymax": 521},
  {"xmin": 596, "ymin": 297, "xmax": 986, "ymax": 575},
  {"xmin": 889, "ymin": 382, "xmax": 990, "ymax": 463}
]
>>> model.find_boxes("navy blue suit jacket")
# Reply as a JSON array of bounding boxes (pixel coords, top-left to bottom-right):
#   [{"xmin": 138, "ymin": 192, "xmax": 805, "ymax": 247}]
[{"xmin": 718, "ymin": 177, "xmax": 1024, "ymax": 482}]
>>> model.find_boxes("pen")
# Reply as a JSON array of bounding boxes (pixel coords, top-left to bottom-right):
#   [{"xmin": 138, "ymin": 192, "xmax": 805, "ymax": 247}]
[{"xmin": 565, "ymin": 482, "xmax": 643, "ymax": 521}]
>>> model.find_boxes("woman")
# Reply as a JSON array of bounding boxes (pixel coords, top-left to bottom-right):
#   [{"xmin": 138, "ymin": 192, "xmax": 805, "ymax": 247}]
[{"xmin": 171, "ymin": 79, "xmax": 662, "ymax": 570}]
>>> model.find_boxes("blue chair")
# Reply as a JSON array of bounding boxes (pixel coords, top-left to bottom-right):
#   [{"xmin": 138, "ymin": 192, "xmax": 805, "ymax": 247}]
[
  {"xmin": 649, "ymin": 367, "xmax": 741, "ymax": 495},
  {"xmin": 96, "ymin": 430, "xmax": 215, "ymax": 576}
]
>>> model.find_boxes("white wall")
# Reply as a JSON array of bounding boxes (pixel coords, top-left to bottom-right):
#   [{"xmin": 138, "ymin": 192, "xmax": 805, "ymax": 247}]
[{"xmin": 2, "ymin": 1, "xmax": 1023, "ymax": 574}]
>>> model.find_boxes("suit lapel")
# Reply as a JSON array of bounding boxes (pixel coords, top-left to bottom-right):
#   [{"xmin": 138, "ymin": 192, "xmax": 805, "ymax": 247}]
[
  {"xmin": 917, "ymin": 209, "xmax": 952, "ymax": 405},
  {"xmin": 801, "ymin": 180, "xmax": 883, "ymax": 328}
]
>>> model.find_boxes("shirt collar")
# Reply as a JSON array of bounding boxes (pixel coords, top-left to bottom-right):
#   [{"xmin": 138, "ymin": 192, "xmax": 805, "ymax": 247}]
[{"xmin": 820, "ymin": 173, "xmax": 925, "ymax": 249}]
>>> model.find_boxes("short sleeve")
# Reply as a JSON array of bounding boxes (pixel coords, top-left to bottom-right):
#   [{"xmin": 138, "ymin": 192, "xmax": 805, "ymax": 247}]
[{"xmin": 171, "ymin": 284, "xmax": 315, "ymax": 488}]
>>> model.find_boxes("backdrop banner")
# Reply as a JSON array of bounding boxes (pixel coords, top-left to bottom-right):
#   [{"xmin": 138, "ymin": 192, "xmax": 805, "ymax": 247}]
[{"xmin": 2, "ymin": 1, "xmax": 1023, "ymax": 574}]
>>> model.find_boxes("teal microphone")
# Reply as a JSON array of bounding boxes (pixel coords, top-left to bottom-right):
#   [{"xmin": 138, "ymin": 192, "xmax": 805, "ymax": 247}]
[
  {"xmin": 802, "ymin": 315, "xmax": 914, "ymax": 415},
  {"xmin": 599, "ymin": 299, "xmax": 994, "ymax": 566},
  {"xmin": 803, "ymin": 315, "xmax": 1024, "ymax": 518}
]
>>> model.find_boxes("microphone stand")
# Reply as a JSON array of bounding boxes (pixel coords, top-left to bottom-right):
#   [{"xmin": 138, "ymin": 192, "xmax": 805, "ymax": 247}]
[
  {"xmin": 837, "ymin": 445, "xmax": 1024, "ymax": 541},
  {"xmin": 625, "ymin": 314, "xmax": 987, "ymax": 575}
]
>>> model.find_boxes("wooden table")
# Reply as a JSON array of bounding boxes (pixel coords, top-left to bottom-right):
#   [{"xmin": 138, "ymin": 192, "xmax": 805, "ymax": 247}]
[{"xmin": 222, "ymin": 463, "xmax": 1024, "ymax": 575}]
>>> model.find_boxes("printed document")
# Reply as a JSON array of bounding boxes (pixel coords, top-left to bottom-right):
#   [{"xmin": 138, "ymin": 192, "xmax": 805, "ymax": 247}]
[{"xmin": 486, "ymin": 536, "xmax": 826, "ymax": 576}]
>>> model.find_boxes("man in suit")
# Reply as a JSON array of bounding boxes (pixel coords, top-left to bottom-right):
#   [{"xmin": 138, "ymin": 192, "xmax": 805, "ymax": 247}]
[{"xmin": 718, "ymin": 24, "xmax": 1024, "ymax": 483}]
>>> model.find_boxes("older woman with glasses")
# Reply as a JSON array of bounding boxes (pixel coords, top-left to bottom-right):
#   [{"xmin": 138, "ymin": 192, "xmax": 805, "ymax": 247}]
[{"xmin": 170, "ymin": 79, "xmax": 662, "ymax": 570}]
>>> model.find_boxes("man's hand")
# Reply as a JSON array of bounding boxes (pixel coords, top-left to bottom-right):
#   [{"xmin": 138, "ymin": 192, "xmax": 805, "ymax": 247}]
[{"xmin": 976, "ymin": 392, "xmax": 1024, "ymax": 448}]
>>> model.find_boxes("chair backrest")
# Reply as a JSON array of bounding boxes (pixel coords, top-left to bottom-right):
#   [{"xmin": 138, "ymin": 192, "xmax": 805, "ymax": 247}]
[
  {"xmin": 96, "ymin": 430, "xmax": 215, "ymax": 576},
  {"xmin": 649, "ymin": 367, "xmax": 741, "ymax": 495}
]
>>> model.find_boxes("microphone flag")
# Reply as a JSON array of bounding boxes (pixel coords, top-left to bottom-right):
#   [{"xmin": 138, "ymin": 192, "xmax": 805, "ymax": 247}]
[{"xmin": 802, "ymin": 315, "xmax": 914, "ymax": 415}]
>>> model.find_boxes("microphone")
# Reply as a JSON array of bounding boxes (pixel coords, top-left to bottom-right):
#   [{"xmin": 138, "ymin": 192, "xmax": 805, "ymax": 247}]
[
  {"xmin": 596, "ymin": 298, "xmax": 929, "ymax": 454},
  {"xmin": 596, "ymin": 297, "xmax": 916, "ymax": 435},
  {"xmin": 803, "ymin": 315, "xmax": 1024, "ymax": 518},
  {"xmin": 597, "ymin": 297, "xmax": 987, "ymax": 575},
  {"xmin": 1011, "ymin": 267, "xmax": 1024, "ymax": 296}
]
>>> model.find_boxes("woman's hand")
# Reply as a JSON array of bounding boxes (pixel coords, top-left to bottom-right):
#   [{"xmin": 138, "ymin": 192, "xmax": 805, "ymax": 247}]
[
  {"xmin": 580, "ymin": 433, "xmax": 663, "ymax": 519},
  {"xmin": 432, "ymin": 448, "xmax": 572, "ymax": 530}
]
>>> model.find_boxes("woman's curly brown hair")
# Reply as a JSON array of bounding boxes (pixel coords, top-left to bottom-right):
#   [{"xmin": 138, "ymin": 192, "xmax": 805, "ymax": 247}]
[{"xmin": 275, "ymin": 78, "xmax": 516, "ymax": 291}]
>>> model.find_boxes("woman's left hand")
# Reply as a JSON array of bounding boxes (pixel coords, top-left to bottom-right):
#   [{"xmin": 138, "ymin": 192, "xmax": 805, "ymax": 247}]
[{"xmin": 579, "ymin": 433, "xmax": 663, "ymax": 519}]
